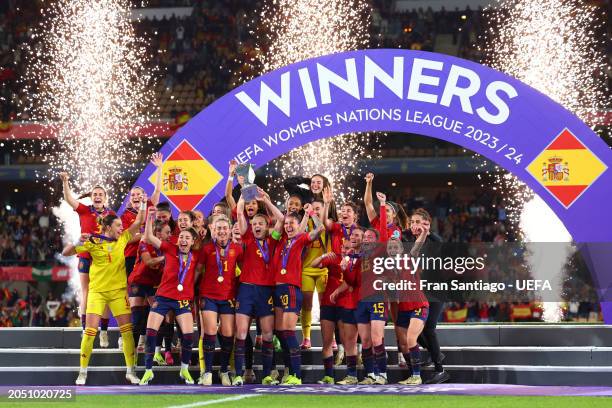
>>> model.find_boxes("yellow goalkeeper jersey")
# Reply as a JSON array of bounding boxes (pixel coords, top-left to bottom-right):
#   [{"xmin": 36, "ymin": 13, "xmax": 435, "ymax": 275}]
[
  {"xmin": 303, "ymin": 219, "xmax": 330, "ymax": 277},
  {"xmin": 76, "ymin": 231, "xmax": 132, "ymax": 293}
]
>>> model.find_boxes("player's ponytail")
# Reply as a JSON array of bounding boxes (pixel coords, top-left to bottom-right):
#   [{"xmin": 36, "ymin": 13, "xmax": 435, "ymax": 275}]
[{"xmin": 395, "ymin": 203, "xmax": 410, "ymax": 230}]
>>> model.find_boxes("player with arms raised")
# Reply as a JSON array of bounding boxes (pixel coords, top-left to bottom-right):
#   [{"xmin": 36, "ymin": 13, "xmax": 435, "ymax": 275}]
[
  {"xmin": 273, "ymin": 205, "xmax": 324, "ymax": 385},
  {"xmin": 60, "ymin": 173, "xmax": 115, "ymax": 347},
  {"xmin": 234, "ymin": 189, "xmax": 284, "ymax": 385}
]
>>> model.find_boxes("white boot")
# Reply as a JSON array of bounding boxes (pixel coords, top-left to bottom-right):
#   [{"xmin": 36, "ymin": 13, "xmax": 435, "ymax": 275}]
[
  {"xmin": 75, "ymin": 368, "xmax": 87, "ymax": 385},
  {"xmin": 125, "ymin": 367, "xmax": 140, "ymax": 385},
  {"xmin": 99, "ymin": 330, "xmax": 109, "ymax": 348}
]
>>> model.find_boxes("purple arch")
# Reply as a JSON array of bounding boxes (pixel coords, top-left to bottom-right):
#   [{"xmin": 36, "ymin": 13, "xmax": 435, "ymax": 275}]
[{"xmin": 128, "ymin": 49, "xmax": 612, "ymax": 321}]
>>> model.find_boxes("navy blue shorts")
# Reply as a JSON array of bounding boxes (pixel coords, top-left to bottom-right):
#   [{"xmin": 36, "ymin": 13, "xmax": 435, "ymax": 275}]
[
  {"xmin": 274, "ymin": 284, "xmax": 302, "ymax": 314},
  {"xmin": 78, "ymin": 257, "xmax": 91, "ymax": 274},
  {"xmin": 395, "ymin": 307, "xmax": 429, "ymax": 328},
  {"xmin": 151, "ymin": 296, "xmax": 191, "ymax": 317},
  {"xmin": 129, "ymin": 283, "xmax": 156, "ymax": 298},
  {"xmin": 355, "ymin": 301, "xmax": 387, "ymax": 324},
  {"xmin": 340, "ymin": 307, "xmax": 357, "ymax": 325},
  {"xmin": 236, "ymin": 284, "xmax": 274, "ymax": 318},
  {"xmin": 320, "ymin": 305, "xmax": 340, "ymax": 322},
  {"xmin": 200, "ymin": 297, "xmax": 235, "ymax": 315}
]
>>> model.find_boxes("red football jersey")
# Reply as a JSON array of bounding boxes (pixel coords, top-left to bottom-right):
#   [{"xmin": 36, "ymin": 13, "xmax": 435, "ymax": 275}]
[
  {"xmin": 75, "ymin": 203, "xmax": 115, "ymax": 260},
  {"xmin": 198, "ymin": 241, "xmax": 243, "ymax": 300},
  {"xmin": 371, "ymin": 214, "xmax": 399, "ymax": 242},
  {"xmin": 328, "ymin": 222, "xmax": 356, "ymax": 254},
  {"xmin": 128, "ymin": 241, "xmax": 163, "ymax": 287},
  {"xmin": 338, "ymin": 257, "xmax": 360, "ymax": 309},
  {"xmin": 120, "ymin": 200, "xmax": 152, "ymax": 258},
  {"xmin": 272, "ymin": 233, "xmax": 312, "ymax": 288},
  {"xmin": 155, "ymin": 241, "xmax": 198, "ymax": 301},
  {"xmin": 320, "ymin": 254, "xmax": 343, "ymax": 307},
  {"xmin": 240, "ymin": 233, "xmax": 277, "ymax": 286}
]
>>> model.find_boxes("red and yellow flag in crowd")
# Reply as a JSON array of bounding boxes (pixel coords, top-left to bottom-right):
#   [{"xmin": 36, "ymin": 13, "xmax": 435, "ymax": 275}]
[
  {"xmin": 445, "ymin": 307, "xmax": 468, "ymax": 323},
  {"xmin": 149, "ymin": 140, "xmax": 223, "ymax": 211},
  {"xmin": 527, "ymin": 128, "xmax": 607, "ymax": 208}
]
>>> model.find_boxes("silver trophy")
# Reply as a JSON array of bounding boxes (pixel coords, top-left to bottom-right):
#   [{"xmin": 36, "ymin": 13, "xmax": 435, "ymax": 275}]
[{"xmin": 236, "ymin": 163, "xmax": 258, "ymax": 202}]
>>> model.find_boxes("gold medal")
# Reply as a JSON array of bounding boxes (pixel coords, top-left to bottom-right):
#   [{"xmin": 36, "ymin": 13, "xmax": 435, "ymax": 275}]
[
  {"xmin": 177, "ymin": 284, "xmax": 184, "ymax": 292},
  {"xmin": 280, "ymin": 268, "xmax": 287, "ymax": 275},
  {"xmin": 217, "ymin": 276, "xmax": 224, "ymax": 283}
]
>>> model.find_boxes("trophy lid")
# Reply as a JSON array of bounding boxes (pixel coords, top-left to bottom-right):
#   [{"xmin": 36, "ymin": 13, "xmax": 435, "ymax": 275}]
[{"xmin": 236, "ymin": 163, "xmax": 256, "ymax": 184}]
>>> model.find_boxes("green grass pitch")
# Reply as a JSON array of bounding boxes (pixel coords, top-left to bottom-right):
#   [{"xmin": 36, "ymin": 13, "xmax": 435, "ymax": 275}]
[{"xmin": 1, "ymin": 394, "xmax": 611, "ymax": 408}]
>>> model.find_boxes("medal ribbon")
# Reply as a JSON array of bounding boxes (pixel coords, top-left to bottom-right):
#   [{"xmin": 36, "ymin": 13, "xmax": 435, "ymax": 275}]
[
  {"xmin": 281, "ymin": 238, "xmax": 295, "ymax": 271},
  {"xmin": 214, "ymin": 240, "xmax": 230, "ymax": 281},
  {"xmin": 178, "ymin": 252, "xmax": 192, "ymax": 288},
  {"xmin": 89, "ymin": 205, "xmax": 111, "ymax": 216},
  {"xmin": 341, "ymin": 224, "xmax": 355, "ymax": 241},
  {"xmin": 255, "ymin": 238, "xmax": 269, "ymax": 264},
  {"xmin": 89, "ymin": 233, "xmax": 117, "ymax": 243}
]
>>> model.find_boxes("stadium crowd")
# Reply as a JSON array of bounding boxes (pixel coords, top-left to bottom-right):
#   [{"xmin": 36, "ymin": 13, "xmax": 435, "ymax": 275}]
[
  {"xmin": 0, "ymin": 287, "xmax": 80, "ymax": 327},
  {"xmin": 0, "ymin": 199, "xmax": 62, "ymax": 264},
  {"xmin": 5, "ymin": 1, "xmax": 608, "ymax": 123}
]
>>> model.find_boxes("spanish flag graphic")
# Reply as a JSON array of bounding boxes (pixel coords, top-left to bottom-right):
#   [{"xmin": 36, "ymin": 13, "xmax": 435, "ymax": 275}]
[
  {"xmin": 149, "ymin": 140, "xmax": 223, "ymax": 211},
  {"xmin": 527, "ymin": 129, "xmax": 607, "ymax": 208}
]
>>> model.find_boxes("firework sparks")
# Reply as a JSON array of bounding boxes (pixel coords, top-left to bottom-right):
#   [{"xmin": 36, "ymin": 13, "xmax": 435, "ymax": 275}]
[
  {"xmin": 18, "ymin": 0, "xmax": 157, "ymax": 303},
  {"xmin": 479, "ymin": 0, "xmax": 608, "ymax": 229},
  {"xmin": 483, "ymin": 0, "xmax": 607, "ymax": 123},
  {"xmin": 481, "ymin": 0, "xmax": 608, "ymax": 321},
  {"xmin": 20, "ymin": 0, "xmax": 157, "ymax": 198},
  {"xmin": 251, "ymin": 0, "xmax": 379, "ymax": 202}
]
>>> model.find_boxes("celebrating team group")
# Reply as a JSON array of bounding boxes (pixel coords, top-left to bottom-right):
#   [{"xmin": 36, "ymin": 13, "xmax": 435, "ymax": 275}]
[{"xmin": 60, "ymin": 153, "xmax": 449, "ymax": 387}]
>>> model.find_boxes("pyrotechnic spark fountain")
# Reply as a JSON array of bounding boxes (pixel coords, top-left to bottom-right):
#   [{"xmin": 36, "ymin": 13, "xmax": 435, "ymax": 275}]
[
  {"xmin": 481, "ymin": 0, "xmax": 608, "ymax": 321},
  {"xmin": 244, "ymin": 0, "xmax": 377, "ymax": 323},
  {"xmin": 19, "ymin": 0, "xmax": 157, "ymax": 301},
  {"xmin": 21, "ymin": 0, "xmax": 156, "ymax": 197},
  {"xmin": 52, "ymin": 201, "xmax": 82, "ymax": 303},
  {"xmin": 252, "ymin": 0, "xmax": 380, "ymax": 202}
]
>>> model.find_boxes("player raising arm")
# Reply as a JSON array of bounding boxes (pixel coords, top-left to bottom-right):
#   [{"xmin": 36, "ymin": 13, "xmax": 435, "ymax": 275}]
[
  {"xmin": 364, "ymin": 173, "xmax": 408, "ymax": 238},
  {"xmin": 121, "ymin": 153, "xmax": 163, "ymax": 277},
  {"xmin": 128, "ymin": 220, "xmax": 169, "ymax": 358},
  {"xmin": 60, "ymin": 172, "xmax": 115, "ymax": 346},
  {"xmin": 62, "ymin": 197, "xmax": 146, "ymax": 386},
  {"xmin": 139, "ymin": 208, "xmax": 199, "ymax": 386},
  {"xmin": 234, "ymin": 191, "xmax": 283, "ymax": 385},
  {"xmin": 273, "ymin": 207, "xmax": 324, "ymax": 385}
]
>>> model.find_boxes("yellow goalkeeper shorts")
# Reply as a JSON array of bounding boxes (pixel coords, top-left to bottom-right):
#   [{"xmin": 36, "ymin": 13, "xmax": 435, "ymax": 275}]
[
  {"xmin": 301, "ymin": 271, "xmax": 328, "ymax": 293},
  {"xmin": 87, "ymin": 287, "xmax": 131, "ymax": 317}
]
